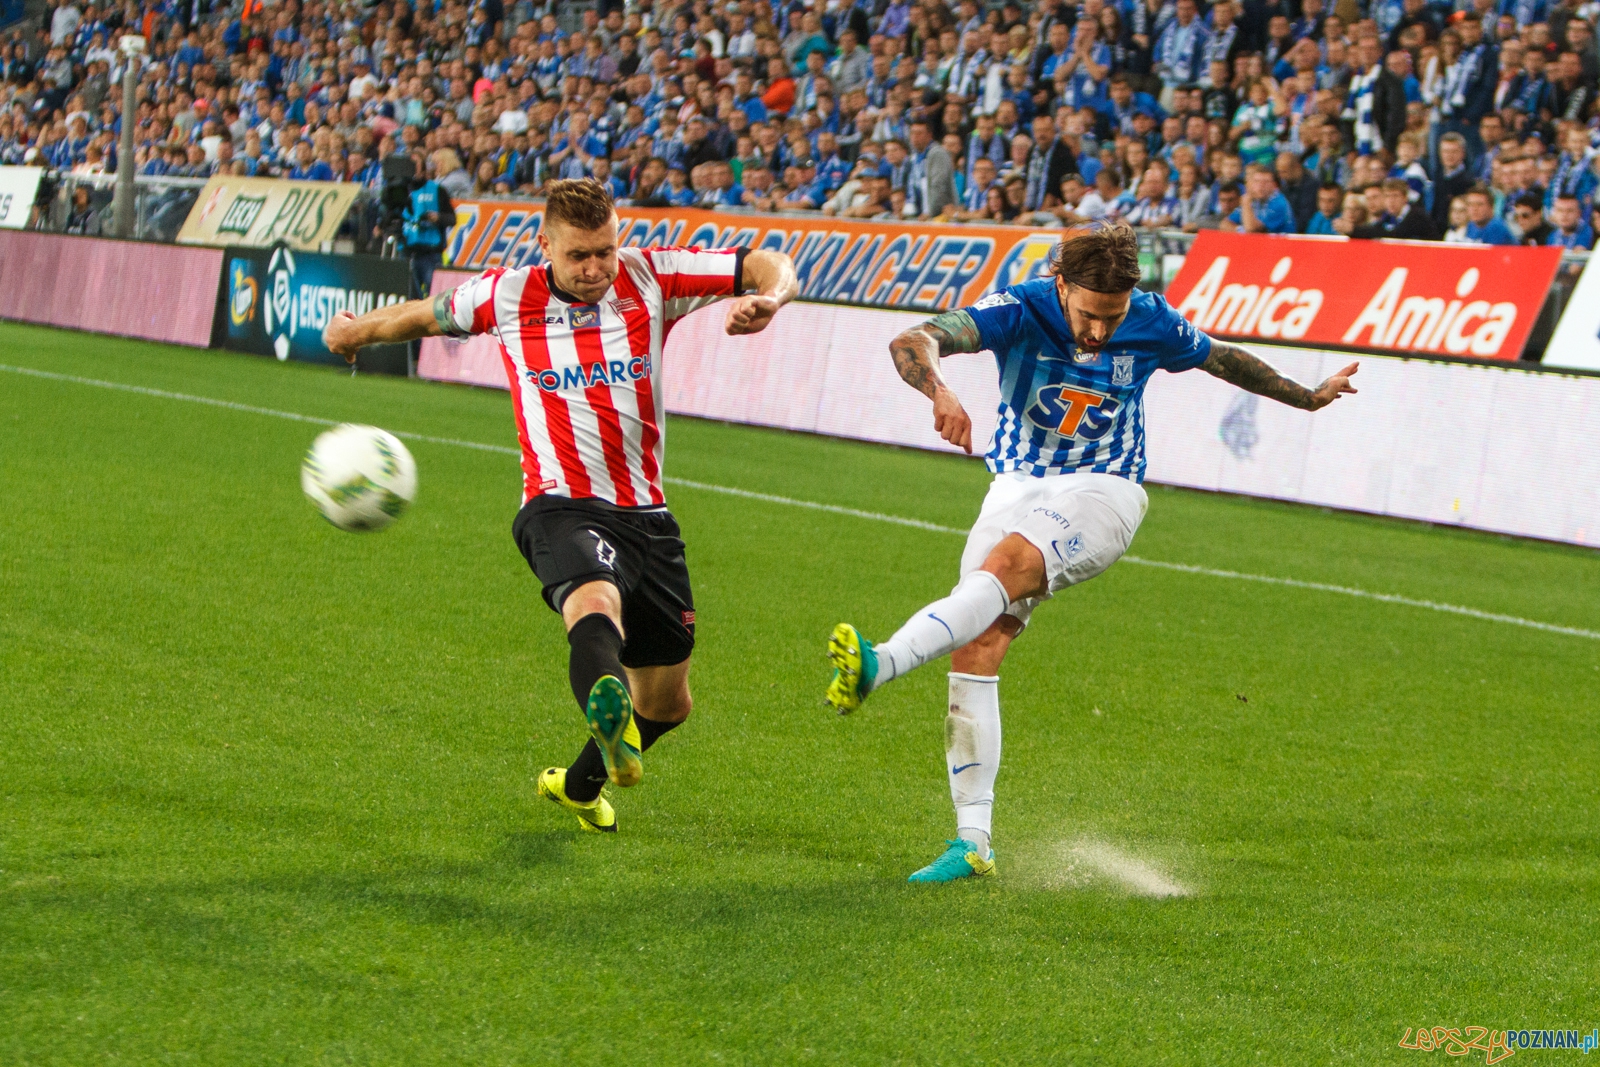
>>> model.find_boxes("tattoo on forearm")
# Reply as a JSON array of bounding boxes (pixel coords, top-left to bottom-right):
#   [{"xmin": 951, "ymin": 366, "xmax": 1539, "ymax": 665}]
[
  {"xmin": 890, "ymin": 330, "xmax": 942, "ymax": 398},
  {"xmin": 889, "ymin": 311, "xmax": 981, "ymax": 400},
  {"xmin": 1200, "ymin": 341, "xmax": 1318, "ymax": 409}
]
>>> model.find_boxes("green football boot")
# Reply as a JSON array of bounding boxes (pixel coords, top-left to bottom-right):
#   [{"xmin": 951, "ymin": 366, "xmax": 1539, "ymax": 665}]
[{"xmin": 586, "ymin": 675, "xmax": 643, "ymax": 787}]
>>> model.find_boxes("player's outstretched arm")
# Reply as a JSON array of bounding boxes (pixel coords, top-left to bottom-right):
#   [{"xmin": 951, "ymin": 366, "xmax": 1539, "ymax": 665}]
[
  {"xmin": 889, "ymin": 309, "xmax": 984, "ymax": 454},
  {"xmin": 724, "ymin": 249, "xmax": 799, "ymax": 335},
  {"xmin": 323, "ymin": 299, "xmax": 444, "ymax": 362},
  {"xmin": 1200, "ymin": 340, "xmax": 1359, "ymax": 411}
]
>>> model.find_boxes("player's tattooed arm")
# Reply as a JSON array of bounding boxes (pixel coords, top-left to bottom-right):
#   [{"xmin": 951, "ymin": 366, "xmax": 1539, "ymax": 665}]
[
  {"xmin": 1200, "ymin": 340, "xmax": 1360, "ymax": 411},
  {"xmin": 925, "ymin": 309, "xmax": 984, "ymax": 357},
  {"xmin": 889, "ymin": 310, "xmax": 980, "ymax": 453},
  {"xmin": 889, "ymin": 310, "xmax": 982, "ymax": 398}
]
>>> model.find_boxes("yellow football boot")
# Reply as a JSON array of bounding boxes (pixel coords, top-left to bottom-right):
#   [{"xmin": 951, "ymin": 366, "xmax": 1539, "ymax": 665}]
[
  {"xmin": 536, "ymin": 767, "xmax": 617, "ymax": 833},
  {"xmin": 825, "ymin": 623, "xmax": 879, "ymax": 715}
]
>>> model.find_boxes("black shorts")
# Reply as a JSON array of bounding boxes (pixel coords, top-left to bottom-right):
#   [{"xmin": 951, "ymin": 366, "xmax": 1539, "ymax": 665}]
[{"xmin": 512, "ymin": 495, "xmax": 695, "ymax": 669}]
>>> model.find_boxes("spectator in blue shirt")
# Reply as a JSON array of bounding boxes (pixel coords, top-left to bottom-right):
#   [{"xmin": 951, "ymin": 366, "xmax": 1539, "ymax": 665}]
[
  {"xmin": 1003, "ymin": 61, "xmax": 1036, "ymax": 123},
  {"xmin": 1305, "ymin": 182, "xmax": 1344, "ymax": 235},
  {"xmin": 1547, "ymin": 194, "xmax": 1595, "ymax": 249},
  {"xmin": 1464, "ymin": 186, "xmax": 1517, "ymax": 245},
  {"xmin": 1545, "ymin": 126, "xmax": 1597, "ymax": 214},
  {"xmin": 732, "ymin": 69, "xmax": 768, "ymax": 124},
  {"xmin": 287, "ymin": 141, "xmax": 334, "ymax": 181},
  {"xmin": 701, "ymin": 161, "xmax": 746, "ymax": 207},
  {"xmin": 1038, "ymin": 22, "xmax": 1073, "ymax": 81},
  {"xmin": 1154, "ymin": 0, "xmax": 1211, "ymax": 93},
  {"xmin": 1224, "ymin": 164, "xmax": 1296, "ymax": 233},
  {"xmin": 1500, "ymin": 0, "xmax": 1548, "ymax": 27},
  {"xmin": 809, "ymin": 131, "xmax": 851, "ymax": 197},
  {"xmin": 660, "ymin": 164, "xmax": 698, "ymax": 207},
  {"xmin": 589, "ymin": 157, "xmax": 630, "ymax": 201},
  {"xmin": 173, "ymin": 30, "xmax": 205, "ymax": 70}
]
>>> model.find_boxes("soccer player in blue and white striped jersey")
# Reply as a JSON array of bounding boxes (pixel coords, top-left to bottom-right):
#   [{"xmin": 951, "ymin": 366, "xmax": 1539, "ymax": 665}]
[{"xmin": 824, "ymin": 225, "xmax": 1360, "ymax": 883}]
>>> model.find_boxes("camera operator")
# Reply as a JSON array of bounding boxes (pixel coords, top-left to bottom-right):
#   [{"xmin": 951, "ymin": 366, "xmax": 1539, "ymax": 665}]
[{"xmin": 400, "ymin": 148, "xmax": 461, "ymax": 296}]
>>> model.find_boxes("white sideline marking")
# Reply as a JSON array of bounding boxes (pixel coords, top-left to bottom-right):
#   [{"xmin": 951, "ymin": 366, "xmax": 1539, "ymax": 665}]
[
  {"xmin": 5, "ymin": 362, "xmax": 1597, "ymax": 643},
  {"xmin": 0, "ymin": 363, "xmax": 524, "ymax": 457},
  {"xmin": 1119, "ymin": 557, "xmax": 1600, "ymax": 641}
]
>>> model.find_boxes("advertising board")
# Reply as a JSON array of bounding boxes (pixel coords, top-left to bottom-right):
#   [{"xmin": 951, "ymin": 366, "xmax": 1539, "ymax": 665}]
[
  {"xmin": 1164, "ymin": 231, "xmax": 1561, "ymax": 362},
  {"xmin": 442, "ymin": 200, "xmax": 1066, "ymax": 310},
  {"xmin": 0, "ymin": 229, "xmax": 220, "ymax": 346},
  {"xmin": 0, "ymin": 165, "xmax": 43, "ymax": 229},
  {"xmin": 179, "ymin": 176, "xmax": 360, "ymax": 250},
  {"xmin": 1543, "ymin": 256, "xmax": 1600, "ymax": 373},
  {"xmin": 424, "ymin": 289, "xmax": 1598, "ymax": 547},
  {"xmin": 217, "ymin": 244, "xmax": 411, "ymax": 374}
]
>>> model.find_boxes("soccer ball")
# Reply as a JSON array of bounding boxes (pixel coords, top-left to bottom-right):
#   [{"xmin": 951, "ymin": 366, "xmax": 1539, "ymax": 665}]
[{"xmin": 301, "ymin": 424, "xmax": 417, "ymax": 532}]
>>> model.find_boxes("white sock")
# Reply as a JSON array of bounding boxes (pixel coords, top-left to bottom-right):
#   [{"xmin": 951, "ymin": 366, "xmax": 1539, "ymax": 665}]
[
  {"xmin": 947, "ymin": 672, "xmax": 1001, "ymax": 856},
  {"xmin": 872, "ymin": 571, "xmax": 1009, "ymax": 688}
]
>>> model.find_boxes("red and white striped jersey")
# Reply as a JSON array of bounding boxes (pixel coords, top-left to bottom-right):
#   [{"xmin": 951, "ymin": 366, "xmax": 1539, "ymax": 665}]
[{"xmin": 443, "ymin": 245, "xmax": 744, "ymax": 506}]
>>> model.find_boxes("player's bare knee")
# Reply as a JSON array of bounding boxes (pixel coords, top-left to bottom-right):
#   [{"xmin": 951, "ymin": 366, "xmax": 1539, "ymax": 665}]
[
  {"xmin": 628, "ymin": 663, "xmax": 693, "ymax": 723},
  {"xmin": 980, "ymin": 535, "xmax": 1047, "ymax": 601},
  {"xmin": 644, "ymin": 684, "xmax": 692, "ymax": 724},
  {"xmin": 666, "ymin": 686, "xmax": 693, "ymax": 723},
  {"xmin": 562, "ymin": 580, "xmax": 622, "ymax": 631},
  {"xmin": 951, "ymin": 619, "xmax": 1014, "ymax": 675}
]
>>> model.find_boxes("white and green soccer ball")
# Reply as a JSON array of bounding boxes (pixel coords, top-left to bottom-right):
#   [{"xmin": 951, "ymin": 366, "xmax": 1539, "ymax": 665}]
[{"xmin": 301, "ymin": 424, "xmax": 417, "ymax": 533}]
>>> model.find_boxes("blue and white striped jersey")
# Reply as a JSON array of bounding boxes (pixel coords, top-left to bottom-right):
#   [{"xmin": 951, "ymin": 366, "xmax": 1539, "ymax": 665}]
[{"xmin": 965, "ymin": 280, "xmax": 1213, "ymax": 482}]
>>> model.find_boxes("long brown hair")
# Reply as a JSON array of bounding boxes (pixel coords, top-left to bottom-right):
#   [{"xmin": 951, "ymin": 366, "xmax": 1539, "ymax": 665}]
[{"xmin": 1050, "ymin": 224, "xmax": 1142, "ymax": 294}]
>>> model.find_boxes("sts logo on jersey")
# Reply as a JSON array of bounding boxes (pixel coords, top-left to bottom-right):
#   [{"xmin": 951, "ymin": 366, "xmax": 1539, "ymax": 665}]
[{"xmin": 1024, "ymin": 384, "xmax": 1120, "ymax": 440}]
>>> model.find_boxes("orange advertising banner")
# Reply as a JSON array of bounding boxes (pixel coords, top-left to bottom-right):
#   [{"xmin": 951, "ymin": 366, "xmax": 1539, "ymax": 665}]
[{"xmin": 442, "ymin": 200, "xmax": 1065, "ymax": 310}]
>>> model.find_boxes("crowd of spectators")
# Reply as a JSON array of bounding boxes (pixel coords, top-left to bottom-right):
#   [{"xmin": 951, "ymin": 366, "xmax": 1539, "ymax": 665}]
[{"xmin": 3, "ymin": 0, "xmax": 1599, "ymax": 247}]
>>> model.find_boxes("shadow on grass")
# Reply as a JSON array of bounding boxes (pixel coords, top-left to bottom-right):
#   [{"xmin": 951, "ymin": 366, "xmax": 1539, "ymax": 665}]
[{"xmin": 495, "ymin": 829, "xmax": 573, "ymax": 869}]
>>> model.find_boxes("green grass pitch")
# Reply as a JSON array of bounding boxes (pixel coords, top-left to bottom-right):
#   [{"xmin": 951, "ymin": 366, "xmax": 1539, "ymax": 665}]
[{"xmin": 2, "ymin": 321, "xmax": 1598, "ymax": 1065}]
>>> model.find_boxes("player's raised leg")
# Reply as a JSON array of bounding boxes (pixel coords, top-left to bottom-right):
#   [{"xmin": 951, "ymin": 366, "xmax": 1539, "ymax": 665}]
[
  {"xmin": 555, "ymin": 579, "xmax": 643, "ymax": 791},
  {"xmin": 555, "ymin": 659, "xmax": 690, "ymax": 801},
  {"xmin": 536, "ymin": 583, "xmax": 638, "ymax": 831},
  {"xmin": 825, "ymin": 536, "xmax": 1044, "ymax": 714}
]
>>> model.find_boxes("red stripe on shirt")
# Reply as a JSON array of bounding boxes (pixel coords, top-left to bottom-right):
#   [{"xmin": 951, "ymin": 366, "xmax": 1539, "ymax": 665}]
[
  {"xmin": 570, "ymin": 309, "xmax": 637, "ymax": 506},
  {"xmin": 488, "ymin": 275, "xmax": 542, "ymax": 499},
  {"xmin": 613, "ymin": 268, "xmax": 665, "ymax": 505},
  {"xmin": 471, "ymin": 268, "xmax": 505, "ymax": 335},
  {"xmin": 498, "ymin": 341, "xmax": 543, "ymax": 501},
  {"xmin": 516, "ymin": 269, "xmax": 593, "ymax": 498}
]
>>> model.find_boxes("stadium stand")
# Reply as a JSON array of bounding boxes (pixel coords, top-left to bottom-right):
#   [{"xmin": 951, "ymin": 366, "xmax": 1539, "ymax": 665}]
[{"xmin": 1, "ymin": 0, "xmax": 1597, "ymax": 249}]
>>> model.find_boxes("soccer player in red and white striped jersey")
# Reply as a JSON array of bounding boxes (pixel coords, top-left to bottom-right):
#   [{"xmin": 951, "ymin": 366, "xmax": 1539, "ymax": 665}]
[{"xmin": 324, "ymin": 179, "xmax": 798, "ymax": 833}]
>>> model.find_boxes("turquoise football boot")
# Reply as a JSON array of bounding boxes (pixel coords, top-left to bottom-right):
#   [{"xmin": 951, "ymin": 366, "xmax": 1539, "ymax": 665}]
[{"xmin": 907, "ymin": 839, "xmax": 996, "ymax": 883}]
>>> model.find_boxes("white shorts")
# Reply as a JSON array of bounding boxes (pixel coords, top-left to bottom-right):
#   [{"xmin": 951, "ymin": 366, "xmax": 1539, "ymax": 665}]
[{"xmin": 959, "ymin": 471, "xmax": 1148, "ymax": 628}]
